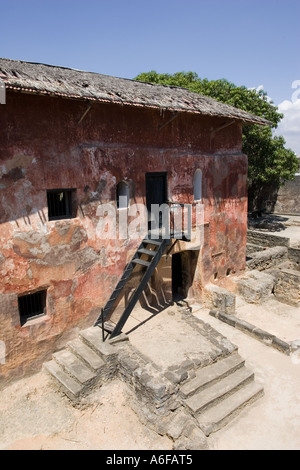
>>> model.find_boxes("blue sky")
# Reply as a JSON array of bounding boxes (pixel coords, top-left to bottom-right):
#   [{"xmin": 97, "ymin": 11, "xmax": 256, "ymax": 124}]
[{"xmin": 1, "ymin": 0, "xmax": 300, "ymax": 153}]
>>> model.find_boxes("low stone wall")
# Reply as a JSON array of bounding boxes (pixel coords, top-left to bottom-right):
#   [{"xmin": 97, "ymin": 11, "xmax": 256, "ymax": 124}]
[
  {"xmin": 209, "ymin": 310, "xmax": 293, "ymax": 355},
  {"xmin": 247, "ymin": 229, "xmax": 290, "ymax": 248},
  {"xmin": 269, "ymin": 267, "xmax": 300, "ymax": 308},
  {"xmin": 246, "ymin": 243, "xmax": 265, "ymax": 255},
  {"xmin": 274, "ymin": 174, "xmax": 300, "ymax": 215},
  {"xmin": 246, "ymin": 246, "xmax": 288, "ymax": 271},
  {"xmin": 288, "ymin": 247, "xmax": 300, "ymax": 267}
]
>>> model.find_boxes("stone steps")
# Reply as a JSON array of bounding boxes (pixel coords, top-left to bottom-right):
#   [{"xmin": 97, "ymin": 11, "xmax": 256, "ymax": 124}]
[
  {"xmin": 44, "ymin": 328, "xmax": 110, "ymax": 400},
  {"xmin": 197, "ymin": 381, "xmax": 264, "ymax": 436},
  {"xmin": 67, "ymin": 338, "xmax": 106, "ymax": 372},
  {"xmin": 44, "ymin": 326, "xmax": 264, "ymax": 441},
  {"xmin": 43, "ymin": 359, "xmax": 83, "ymax": 400},
  {"xmin": 180, "ymin": 354, "xmax": 245, "ymax": 398},
  {"xmin": 180, "ymin": 353, "xmax": 263, "ymax": 436}
]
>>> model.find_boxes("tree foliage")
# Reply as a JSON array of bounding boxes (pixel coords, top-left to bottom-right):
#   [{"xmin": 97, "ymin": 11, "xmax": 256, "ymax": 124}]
[{"xmin": 135, "ymin": 71, "xmax": 298, "ymax": 188}]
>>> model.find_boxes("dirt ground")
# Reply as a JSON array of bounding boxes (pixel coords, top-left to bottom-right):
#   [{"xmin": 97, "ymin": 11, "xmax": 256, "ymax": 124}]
[{"xmin": 0, "ymin": 373, "xmax": 173, "ymax": 450}]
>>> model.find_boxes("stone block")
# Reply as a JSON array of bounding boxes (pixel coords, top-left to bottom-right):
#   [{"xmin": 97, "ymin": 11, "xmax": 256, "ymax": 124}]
[
  {"xmin": 272, "ymin": 337, "xmax": 291, "ymax": 355},
  {"xmin": 165, "ymin": 411, "xmax": 191, "ymax": 440},
  {"xmin": 236, "ymin": 270, "xmax": 275, "ymax": 304},
  {"xmin": 253, "ymin": 328, "xmax": 275, "ymax": 345},
  {"xmin": 235, "ymin": 318, "xmax": 255, "ymax": 334},
  {"xmin": 271, "ymin": 268, "xmax": 300, "ymax": 307},
  {"xmin": 218, "ymin": 312, "xmax": 237, "ymax": 327},
  {"xmin": 180, "ymin": 359, "xmax": 194, "ymax": 371},
  {"xmin": 164, "ymin": 369, "xmax": 188, "ymax": 385},
  {"xmin": 204, "ymin": 284, "xmax": 236, "ymax": 314},
  {"xmin": 146, "ymin": 378, "xmax": 168, "ymax": 399}
]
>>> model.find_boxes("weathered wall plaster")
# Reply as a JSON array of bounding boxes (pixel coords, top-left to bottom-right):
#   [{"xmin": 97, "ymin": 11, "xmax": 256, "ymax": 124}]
[{"xmin": 0, "ymin": 92, "xmax": 247, "ymax": 383}]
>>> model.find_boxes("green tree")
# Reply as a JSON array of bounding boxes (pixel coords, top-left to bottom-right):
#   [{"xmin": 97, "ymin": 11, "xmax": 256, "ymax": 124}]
[{"xmin": 135, "ymin": 71, "xmax": 298, "ymax": 206}]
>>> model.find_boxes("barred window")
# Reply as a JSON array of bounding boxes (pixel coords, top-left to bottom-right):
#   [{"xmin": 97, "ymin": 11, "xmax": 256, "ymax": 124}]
[{"xmin": 18, "ymin": 290, "xmax": 47, "ymax": 326}]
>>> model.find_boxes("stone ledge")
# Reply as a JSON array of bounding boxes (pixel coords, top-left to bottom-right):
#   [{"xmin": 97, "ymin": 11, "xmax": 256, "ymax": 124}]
[
  {"xmin": 246, "ymin": 246, "xmax": 288, "ymax": 271},
  {"xmin": 209, "ymin": 310, "xmax": 292, "ymax": 355},
  {"xmin": 247, "ymin": 229, "xmax": 290, "ymax": 248}
]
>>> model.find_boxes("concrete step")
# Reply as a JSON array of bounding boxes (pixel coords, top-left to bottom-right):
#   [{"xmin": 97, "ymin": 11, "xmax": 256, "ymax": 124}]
[
  {"xmin": 79, "ymin": 327, "xmax": 117, "ymax": 359},
  {"xmin": 180, "ymin": 353, "xmax": 245, "ymax": 398},
  {"xmin": 197, "ymin": 381, "xmax": 264, "ymax": 436},
  {"xmin": 52, "ymin": 349, "xmax": 96, "ymax": 385},
  {"xmin": 44, "ymin": 330, "xmax": 111, "ymax": 402},
  {"xmin": 43, "ymin": 360, "xmax": 83, "ymax": 400},
  {"xmin": 67, "ymin": 338, "xmax": 105, "ymax": 372},
  {"xmin": 185, "ymin": 366, "xmax": 254, "ymax": 415}
]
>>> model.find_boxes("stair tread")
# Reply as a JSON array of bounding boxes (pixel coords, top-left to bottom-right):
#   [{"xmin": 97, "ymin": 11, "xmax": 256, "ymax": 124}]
[
  {"xmin": 180, "ymin": 354, "xmax": 245, "ymax": 398},
  {"xmin": 132, "ymin": 258, "xmax": 151, "ymax": 267},
  {"xmin": 197, "ymin": 381, "xmax": 264, "ymax": 436},
  {"xmin": 103, "ymin": 321, "xmax": 115, "ymax": 332},
  {"xmin": 53, "ymin": 349, "xmax": 96, "ymax": 384},
  {"xmin": 80, "ymin": 327, "xmax": 116, "ymax": 356},
  {"xmin": 143, "ymin": 238, "xmax": 162, "ymax": 246},
  {"xmin": 185, "ymin": 366, "xmax": 254, "ymax": 414},
  {"xmin": 137, "ymin": 248, "xmax": 157, "ymax": 256},
  {"xmin": 44, "ymin": 360, "xmax": 83, "ymax": 398},
  {"xmin": 68, "ymin": 338, "xmax": 105, "ymax": 371}
]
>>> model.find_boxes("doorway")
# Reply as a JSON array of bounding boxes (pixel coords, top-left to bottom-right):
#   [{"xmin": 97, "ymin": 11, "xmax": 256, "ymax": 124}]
[
  {"xmin": 145, "ymin": 172, "xmax": 167, "ymax": 231},
  {"xmin": 172, "ymin": 250, "xmax": 199, "ymax": 300}
]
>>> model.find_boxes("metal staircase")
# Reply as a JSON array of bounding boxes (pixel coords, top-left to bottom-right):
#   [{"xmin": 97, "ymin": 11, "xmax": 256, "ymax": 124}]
[{"xmin": 94, "ymin": 236, "xmax": 170, "ymax": 340}]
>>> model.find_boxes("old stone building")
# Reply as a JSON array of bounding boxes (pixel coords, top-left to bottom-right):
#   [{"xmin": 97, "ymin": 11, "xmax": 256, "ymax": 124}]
[{"xmin": 0, "ymin": 58, "xmax": 268, "ymax": 384}]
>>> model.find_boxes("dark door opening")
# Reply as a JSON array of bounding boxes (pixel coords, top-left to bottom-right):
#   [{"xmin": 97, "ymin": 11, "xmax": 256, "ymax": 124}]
[
  {"xmin": 172, "ymin": 252, "xmax": 183, "ymax": 299},
  {"xmin": 172, "ymin": 250, "xmax": 199, "ymax": 301},
  {"xmin": 145, "ymin": 172, "xmax": 167, "ymax": 231}
]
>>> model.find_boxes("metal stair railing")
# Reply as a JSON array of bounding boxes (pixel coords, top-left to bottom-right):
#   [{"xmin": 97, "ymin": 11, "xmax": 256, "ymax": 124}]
[{"xmin": 95, "ymin": 236, "xmax": 170, "ymax": 340}]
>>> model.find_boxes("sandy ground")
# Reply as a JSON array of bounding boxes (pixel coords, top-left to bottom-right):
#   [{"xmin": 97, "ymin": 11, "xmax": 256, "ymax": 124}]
[
  {"xmin": 234, "ymin": 296, "xmax": 300, "ymax": 343},
  {"xmin": 0, "ymin": 374, "xmax": 173, "ymax": 450}
]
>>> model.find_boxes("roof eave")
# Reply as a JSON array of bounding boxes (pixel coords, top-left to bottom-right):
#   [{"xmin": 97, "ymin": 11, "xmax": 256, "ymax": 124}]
[{"xmin": 5, "ymin": 84, "xmax": 271, "ymax": 127}]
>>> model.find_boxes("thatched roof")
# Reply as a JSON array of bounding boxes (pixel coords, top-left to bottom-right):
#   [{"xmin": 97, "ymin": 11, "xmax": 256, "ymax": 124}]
[{"xmin": 0, "ymin": 58, "xmax": 270, "ymax": 126}]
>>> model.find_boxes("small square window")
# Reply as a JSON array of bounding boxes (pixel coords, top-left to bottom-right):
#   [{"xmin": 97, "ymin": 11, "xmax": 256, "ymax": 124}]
[
  {"xmin": 47, "ymin": 189, "xmax": 76, "ymax": 221},
  {"xmin": 18, "ymin": 290, "xmax": 47, "ymax": 326}
]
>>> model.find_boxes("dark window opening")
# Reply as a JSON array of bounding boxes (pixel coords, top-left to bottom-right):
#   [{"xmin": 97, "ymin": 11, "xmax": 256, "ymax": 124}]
[
  {"xmin": 116, "ymin": 181, "xmax": 129, "ymax": 209},
  {"xmin": 18, "ymin": 290, "xmax": 47, "ymax": 326},
  {"xmin": 193, "ymin": 169, "xmax": 202, "ymax": 201},
  {"xmin": 47, "ymin": 189, "xmax": 76, "ymax": 221}
]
